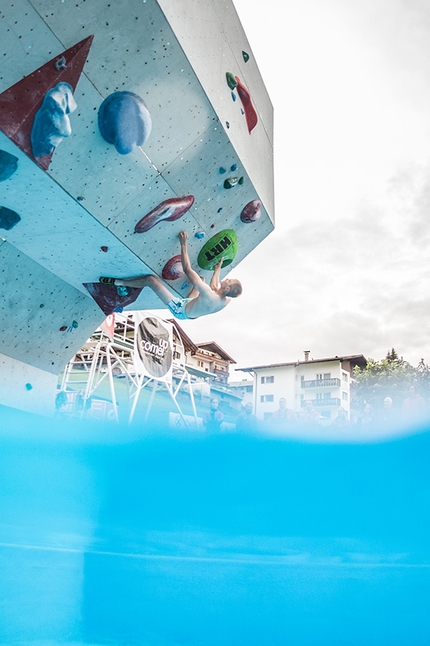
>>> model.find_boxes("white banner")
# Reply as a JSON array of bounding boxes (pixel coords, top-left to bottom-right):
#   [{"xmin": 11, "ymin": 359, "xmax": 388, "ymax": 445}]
[{"xmin": 133, "ymin": 312, "xmax": 173, "ymax": 384}]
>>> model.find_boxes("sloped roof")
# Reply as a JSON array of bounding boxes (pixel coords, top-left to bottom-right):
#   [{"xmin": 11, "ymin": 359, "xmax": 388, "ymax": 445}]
[
  {"xmin": 195, "ymin": 341, "xmax": 236, "ymax": 364},
  {"xmin": 238, "ymin": 354, "xmax": 367, "ymax": 372},
  {"xmin": 167, "ymin": 319, "xmax": 198, "ymax": 355}
]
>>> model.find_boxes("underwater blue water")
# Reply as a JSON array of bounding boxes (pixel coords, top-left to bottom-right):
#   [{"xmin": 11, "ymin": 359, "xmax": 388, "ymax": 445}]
[{"xmin": 0, "ymin": 408, "xmax": 429, "ymax": 645}]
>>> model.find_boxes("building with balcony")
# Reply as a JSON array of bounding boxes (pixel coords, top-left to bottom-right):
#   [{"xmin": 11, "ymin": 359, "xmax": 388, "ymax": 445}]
[
  {"xmin": 238, "ymin": 352, "xmax": 367, "ymax": 424},
  {"xmin": 183, "ymin": 341, "xmax": 236, "ymax": 386}
]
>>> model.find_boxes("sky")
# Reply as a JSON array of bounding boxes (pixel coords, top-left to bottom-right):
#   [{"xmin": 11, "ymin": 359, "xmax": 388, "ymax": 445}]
[{"xmin": 177, "ymin": 0, "xmax": 430, "ymax": 374}]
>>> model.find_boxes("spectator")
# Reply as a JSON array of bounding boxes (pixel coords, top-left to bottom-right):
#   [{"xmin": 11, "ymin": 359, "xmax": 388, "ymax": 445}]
[
  {"xmin": 331, "ymin": 407, "xmax": 350, "ymax": 428},
  {"xmin": 357, "ymin": 403, "xmax": 374, "ymax": 427},
  {"xmin": 402, "ymin": 385, "xmax": 426, "ymax": 423},
  {"xmin": 300, "ymin": 400, "xmax": 320, "ymax": 425},
  {"xmin": 203, "ymin": 397, "xmax": 224, "ymax": 432},
  {"xmin": 378, "ymin": 396, "xmax": 396, "ymax": 426},
  {"xmin": 235, "ymin": 402, "xmax": 258, "ymax": 433},
  {"xmin": 271, "ymin": 397, "xmax": 296, "ymax": 430}
]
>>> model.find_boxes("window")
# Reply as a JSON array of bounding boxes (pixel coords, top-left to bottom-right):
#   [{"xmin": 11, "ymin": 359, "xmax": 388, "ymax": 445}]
[
  {"xmin": 173, "ymin": 351, "xmax": 181, "ymax": 360},
  {"xmin": 316, "ymin": 373, "xmax": 323, "ymax": 380},
  {"xmin": 323, "ymin": 392, "xmax": 331, "ymax": 400},
  {"xmin": 261, "ymin": 375, "xmax": 274, "ymax": 384},
  {"xmin": 197, "ymin": 360, "xmax": 204, "ymax": 368},
  {"xmin": 342, "ymin": 372, "xmax": 349, "ymax": 382},
  {"xmin": 260, "ymin": 394, "xmax": 274, "ymax": 403},
  {"xmin": 323, "ymin": 373, "xmax": 331, "ymax": 380},
  {"xmin": 342, "ymin": 392, "xmax": 348, "ymax": 401},
  {"xmin": 245, "ymin": 385, "xmax": 253, "ymax": 393}
]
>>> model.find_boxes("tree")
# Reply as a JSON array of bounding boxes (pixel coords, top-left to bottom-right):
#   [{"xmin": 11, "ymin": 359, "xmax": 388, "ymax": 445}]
[{"xmin": 352, "ymin": 349, "xmax": 430, "ymax": 410}]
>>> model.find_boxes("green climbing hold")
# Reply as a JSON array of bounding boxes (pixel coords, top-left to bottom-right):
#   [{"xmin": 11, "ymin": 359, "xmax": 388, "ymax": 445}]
[
  {"xmin": 224, "ymin": 177, "xmax": 239, "ymax": 189},
  {"xmin": 226, "ymin": 72, "xmax": 238, "ymax": 90},
  {"xmin": 72, "ymin": 320, "xmax": 79, "ymax": 329},
  {"xmin": 197, "ymin": 229, "xmax": 239, "ymax": 270},
  {"xmin": 238, "ymin": 176, "xmax": 244, "ymax": 185},
  {"xmin": 242, "ymin": 51, "xmax": 250, "ymax": 63}
]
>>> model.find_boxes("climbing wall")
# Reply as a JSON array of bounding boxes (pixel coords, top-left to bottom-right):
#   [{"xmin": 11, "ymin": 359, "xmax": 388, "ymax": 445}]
[{"xmin": 0, "ymin": 0, "xmax": 274, "ymax": 414}]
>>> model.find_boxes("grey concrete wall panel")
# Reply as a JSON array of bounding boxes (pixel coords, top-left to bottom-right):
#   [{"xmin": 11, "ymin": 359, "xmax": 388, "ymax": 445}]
[
  {"xmin": 0, "ymin": 242, "xmax": 104, "ymax": 373},
  {"xmin": 0, "ymin": 134, "xmax": 153, "ymax": 291},
  {"xmin": 0, "ymin": 353, "xmax": 58, "ymax": 414},
  {"xmin": 156, "ymin": 0, "xmax": 274, "ymax": 218}
]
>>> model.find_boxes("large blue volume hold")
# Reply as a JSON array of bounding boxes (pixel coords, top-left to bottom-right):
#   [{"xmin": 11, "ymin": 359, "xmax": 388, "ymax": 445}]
[{"xmin": 98, "ymin": 91, "xmax": 152, "ymax": 154}]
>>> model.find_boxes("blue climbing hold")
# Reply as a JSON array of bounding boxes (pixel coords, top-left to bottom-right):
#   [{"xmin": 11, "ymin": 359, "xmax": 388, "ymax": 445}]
[
  {"xmin": 231, "ymin": 92, "xmax": 236, "ymax": 102},
  {"xmin": 219, "ymin": 167, "xmax": 227, "ymax": 174},
  {"xmin": 25, "ymin": 383, "xmax": 33, "ymax": 391},
  {"xmin": 230, "ymin": 164, "xmax": 237, "ymax": 171},
  {"xmin": 114, "ymin": 307, "xmax": 124, "ymax": 313},
  {"xmin": 0, "ymin": 150, "xmax": 19, "ymax": 182},
  {"xmin": 0, "ymin": 206, "xmax": 21, "ymax": 230},
  {"xmin": 30, "ymin": 82, "xmax": 77, "ymax": 157},
  {"xmin": 195, "ymin": 231, "xmax": 205, "ymax": 239},
  {"xmin": 98, "ymin": 91, "xmax": 152, "ymax": 154},
  {"xmin": 117, "ymin": 285, "xmax": 130, "ymax": 297}
]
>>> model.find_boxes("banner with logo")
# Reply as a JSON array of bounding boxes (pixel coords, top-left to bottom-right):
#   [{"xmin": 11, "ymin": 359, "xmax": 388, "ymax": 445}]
[{"xmin": 133, "ymin": 312, "xmax": 173, "ymax": 384}]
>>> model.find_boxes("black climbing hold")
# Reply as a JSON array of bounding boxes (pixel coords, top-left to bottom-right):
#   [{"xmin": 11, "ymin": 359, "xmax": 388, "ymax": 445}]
[
  {"xmin": 39, "ymin": 304, "xmax": 44, "ymax": 308},
  {"xmin": 0, "ymin": 206, "xmax": 21, "ymax": 230},
  {"xmin": 101, "ymin": 245, "xmax": 108, "ymax": 252},
  {"xmin": 217, "ymin": 208, "xmax": 223, "ymax": 213},
  {"xmin": 242, "ymin": 51, "xmax": 250, "ymax": 63},
  {"xmin": 59, "ymin": 326, "xmax": 68, "ymax": 332},
  {"xmin": 226, "ymin": 122, "xmax": 230, "ymax": 129},
  {"xmin": 77, "ymin": 196, "xmax": 85, "ymax": 201},
  {"xmin": 0, "ymin": 150, "xmax": 19, "ymax": 182}
]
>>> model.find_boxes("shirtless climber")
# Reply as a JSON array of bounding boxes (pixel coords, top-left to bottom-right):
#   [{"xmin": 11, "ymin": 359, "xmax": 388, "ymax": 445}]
[{"xmin": 99, "ymin": 231, "xmax": 242, "ymax": 320}]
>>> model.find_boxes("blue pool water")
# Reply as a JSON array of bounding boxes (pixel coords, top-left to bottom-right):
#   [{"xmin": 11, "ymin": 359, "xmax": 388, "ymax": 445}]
[{"xmin": 1, "ymin": 409, "xmax": 429, "ymax": 645}]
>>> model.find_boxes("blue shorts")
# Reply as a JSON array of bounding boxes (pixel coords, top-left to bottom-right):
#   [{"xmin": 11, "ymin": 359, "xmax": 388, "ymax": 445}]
[{"xmin": 167, "ymin": 297, "xmax": 194, "ymax": 320}]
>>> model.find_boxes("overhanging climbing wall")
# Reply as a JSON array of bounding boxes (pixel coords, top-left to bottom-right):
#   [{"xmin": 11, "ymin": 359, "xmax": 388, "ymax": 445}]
[{"xmin": 0, "ymin": 0, "xmax": 274, "ymax": 414}]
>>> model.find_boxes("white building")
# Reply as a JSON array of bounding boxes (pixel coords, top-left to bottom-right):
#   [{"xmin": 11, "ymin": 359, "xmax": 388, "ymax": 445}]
[{"xmin": 237, "ymin": 351, "xmax": 367, "ymax": 423}]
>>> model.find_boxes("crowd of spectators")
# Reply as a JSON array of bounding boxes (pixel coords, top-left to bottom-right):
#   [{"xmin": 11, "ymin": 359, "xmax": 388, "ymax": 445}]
[{"xmin": 205, "ymin": 384, "xmax": 430, "ymax": 434}]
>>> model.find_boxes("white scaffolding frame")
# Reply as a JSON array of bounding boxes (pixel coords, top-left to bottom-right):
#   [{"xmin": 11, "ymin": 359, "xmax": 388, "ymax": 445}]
[{"xmin": 61, "ymin": 315, "xmax": 199, "ymax": 427}]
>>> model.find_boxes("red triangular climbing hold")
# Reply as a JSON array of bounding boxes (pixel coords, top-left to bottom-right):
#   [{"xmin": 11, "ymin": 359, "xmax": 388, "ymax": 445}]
[
  {"xmin": 83, "ymin": 282, "xmax": 143, "ymax": 316},
  {"xmin": 0, "ymin": 35, "xmax": 94, "ymax": 170}
]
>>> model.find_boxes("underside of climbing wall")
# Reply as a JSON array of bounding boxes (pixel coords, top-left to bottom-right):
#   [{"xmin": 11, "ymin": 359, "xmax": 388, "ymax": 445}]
[{"xmin": 0, "ymin": 0, "xmax": 274, "ymax": 414}]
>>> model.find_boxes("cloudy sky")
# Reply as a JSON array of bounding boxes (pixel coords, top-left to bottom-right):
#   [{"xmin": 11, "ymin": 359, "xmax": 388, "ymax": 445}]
[{"xmin": 178, "ymin": 0, "xmax": 430, "ymax": 372}]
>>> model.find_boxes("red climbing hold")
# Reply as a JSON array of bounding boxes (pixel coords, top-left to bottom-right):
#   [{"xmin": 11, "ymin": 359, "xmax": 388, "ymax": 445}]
[
  {"xmin": 134, "ymin": 195, "xmax": 195, "ymax": 233},
  {"xmin": 234, "ymin": 76, "xmax": 258, "ymax": 134},
  {"xmin": 161, "ymin": 255, "xmax": 184, "ymax": 281},
  {"xmin": 240, "ymin": 199, "xmax": 262, "ymax": 223}
]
